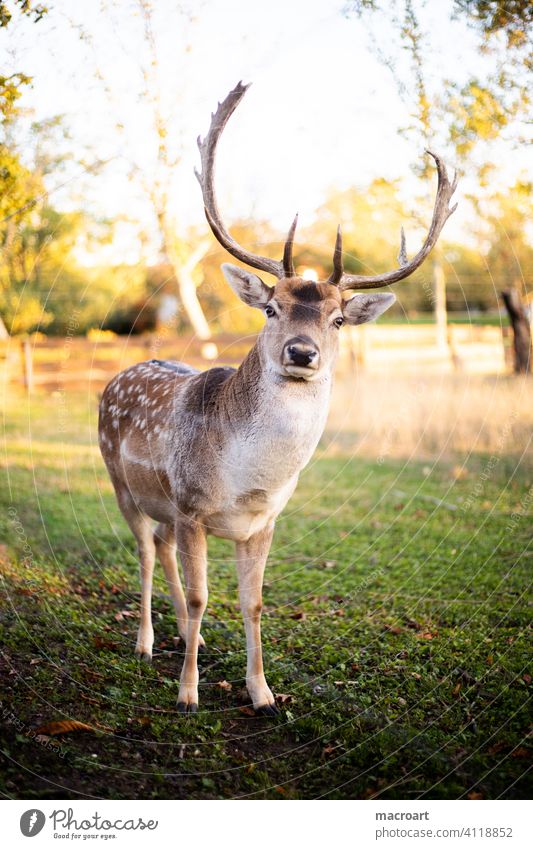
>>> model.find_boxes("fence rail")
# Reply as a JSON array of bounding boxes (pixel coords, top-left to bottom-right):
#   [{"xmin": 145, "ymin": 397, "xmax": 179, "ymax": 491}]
[{"xmin": 0, "ymin": 324, "xmax": 513, "ymax": 392}]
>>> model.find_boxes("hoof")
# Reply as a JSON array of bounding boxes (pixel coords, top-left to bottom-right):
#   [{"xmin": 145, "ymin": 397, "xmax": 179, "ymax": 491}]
[
  {"xmin": 135, "ymin": 651, "xmax": 152, "ymax": 664},
  {"xmin": 177, "ymin": 701, "xmax": 198, "ymax": 714},
  {"xmin": 255, "ymin": 703, "xmax": 280, "ymax": 717}
]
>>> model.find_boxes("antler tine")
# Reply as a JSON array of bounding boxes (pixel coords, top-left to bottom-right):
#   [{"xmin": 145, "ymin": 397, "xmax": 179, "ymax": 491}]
[
  {"xmin": 339, "ymin": 151, "xmax": 458, "ymax": 291},
  {"xmin": 327, "ymin": 226, "xmax": 344, "ymax": 285},
  {"xmin": 398, "ymin": 226, "xmax": 408, "ymax": 267},
  {"xmin": 195, "ymin": 82, "xmax": 285, "ymax": 279},
  {"xmin": 283, "ymin": 214, "xmax": 298, "ymax": 277}
]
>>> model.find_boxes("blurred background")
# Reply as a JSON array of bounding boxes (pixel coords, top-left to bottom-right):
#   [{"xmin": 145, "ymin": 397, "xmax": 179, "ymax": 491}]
[
  {"xmin": 1, "ymin": 2, "xmax": 532, "ymax": 800},
  {"xmin": 0, "ymin": 0, "xmax": 532, "ymax": 456}
]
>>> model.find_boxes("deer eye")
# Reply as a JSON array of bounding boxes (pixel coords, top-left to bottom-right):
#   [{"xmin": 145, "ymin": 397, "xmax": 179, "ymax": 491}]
[
  {"xmin": 265, "ymin": 304, "xmax": 277, "ymax": 318},
  {"xmin": 333, "ymin": 316, "xmax": 344, "ymax": 328}
]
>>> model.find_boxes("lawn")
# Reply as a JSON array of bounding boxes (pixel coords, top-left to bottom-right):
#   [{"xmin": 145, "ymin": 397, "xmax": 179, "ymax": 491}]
[{"xmin": 0, "ymin": 388, "xmax": 531, "ymax": 800}]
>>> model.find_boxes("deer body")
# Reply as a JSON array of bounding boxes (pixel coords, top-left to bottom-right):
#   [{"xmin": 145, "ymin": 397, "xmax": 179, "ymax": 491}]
[{"xmin": 99, "ymin": 82, "xmax": 457, "ymax": 715}]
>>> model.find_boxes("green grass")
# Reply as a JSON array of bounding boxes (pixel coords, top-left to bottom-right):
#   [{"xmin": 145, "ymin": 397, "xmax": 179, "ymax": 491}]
[{"xmin": 0, "ymin": 390, "xmax": 531, "ymax": 800}]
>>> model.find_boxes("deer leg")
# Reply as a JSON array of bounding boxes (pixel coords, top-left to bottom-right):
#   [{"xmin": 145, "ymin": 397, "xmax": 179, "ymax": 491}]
[
  {"xmin": 115, "ymin": 488, "xmax": 155, "ymax": 663},
  {"xmin": 236, "ymin": 522, "xmax": 279, "ymax": 716},
  {"xmin": 154, "ymin": 522, "xmax": 205, "ymax": 649},
  {"xmin": 176, "ymin": 518, "xmax": 208, "ymax": 713}
]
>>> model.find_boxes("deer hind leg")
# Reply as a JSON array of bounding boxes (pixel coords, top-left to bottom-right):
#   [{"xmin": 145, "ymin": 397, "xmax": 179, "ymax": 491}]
[
  {"xmin": 236, "ymin": 522, "xmax": 279, "ymax": 717},
  {"xmin": 115, "ymin": 487, "xmax": 155, "ymax": 663},
  {"xmin": 154, "ymin": 522, "xmax": 205, "ymax": 649},
  {"xmin": 176, "ymin": 518, "xmax": 208, "ymax": 713}
]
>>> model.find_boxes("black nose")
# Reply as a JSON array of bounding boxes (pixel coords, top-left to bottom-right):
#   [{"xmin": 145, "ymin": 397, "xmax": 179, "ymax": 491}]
[
  {"xmin": 287, "ymin": 345, "xmax": 316, "ymax": 367},
  {"xmin": 285, "ymin": 340, "xmax": 319, "ymax": 368}
]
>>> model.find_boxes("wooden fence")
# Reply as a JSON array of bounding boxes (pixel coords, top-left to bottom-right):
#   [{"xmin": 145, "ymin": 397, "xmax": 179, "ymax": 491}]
[{"xmin": 0, "ymin": 324, "xmax": 514, "ymax": 392}]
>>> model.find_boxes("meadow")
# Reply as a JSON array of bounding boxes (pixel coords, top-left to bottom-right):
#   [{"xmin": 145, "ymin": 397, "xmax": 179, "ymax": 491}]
[{"xmin": 0, "ymin": 376, "xmax": 531, "ymax": 800}]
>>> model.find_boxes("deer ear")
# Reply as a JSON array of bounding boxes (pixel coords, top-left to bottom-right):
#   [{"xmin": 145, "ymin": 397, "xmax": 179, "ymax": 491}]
[
  {"xmin": 342, "ymin": 292, "xmax": 396, "ymax": 326},
  {"xmin": 221, "ymin": 264, "xmax": 273, "ymax": 309}
]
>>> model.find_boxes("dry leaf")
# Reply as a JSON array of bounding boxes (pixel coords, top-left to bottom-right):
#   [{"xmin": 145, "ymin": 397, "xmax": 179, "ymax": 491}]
[
  {"xmin": 290, "ymin": 611, "xmax": 306, "ymax": 621},
  {"xmin": 467, "ymin": 792, "xmax": 483, "ymax": 800},
  {"xmin": 33, "ymin": 719, "xmax": 97, "ymax": 736},
  {"xmin": 238, "ymin": 706, "xmax": 256, "ymax": 717},
  {"xmin": 275, "ymin": 693, "xmax": 293, "ymax": 706},
  {"xmin": 452, "ymin": 682, "xmax": 462, "ymax": 697},
  {"xmin": 522, "ymin": 673, "xmax": 531, "ymax": 685},
  {"xmin": 511, "ymin": 747, "xmax": 530, "ymax": 759},
  {"xmin": 384, "ymin": 625, "xmax": 404, "ymax": 635},
  {"xmin": 217, "ymin": 680, "xmax": 232, "ymax": 691}
]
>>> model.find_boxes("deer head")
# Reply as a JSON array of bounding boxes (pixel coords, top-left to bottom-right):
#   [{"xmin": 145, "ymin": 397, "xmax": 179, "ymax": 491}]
[{"xmin": 196, "ymin": 82, "xmax": 458, "ymax": 382}]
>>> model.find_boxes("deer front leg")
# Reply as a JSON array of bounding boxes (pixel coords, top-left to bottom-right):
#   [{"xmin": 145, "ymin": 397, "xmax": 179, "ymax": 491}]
[
  {"xmin": 175, "ymin": 518, "xmax": 208, "ymax": 714},
  {"xmin": 236, "ymin": 522, "xmax": 279, "ymax": 717}
]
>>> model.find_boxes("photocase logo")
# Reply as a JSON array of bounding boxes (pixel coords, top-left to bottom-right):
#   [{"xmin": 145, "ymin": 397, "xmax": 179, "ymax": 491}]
[{"xmin": 20, "ymin": 809, "xmax": 46, "ymax": 837}]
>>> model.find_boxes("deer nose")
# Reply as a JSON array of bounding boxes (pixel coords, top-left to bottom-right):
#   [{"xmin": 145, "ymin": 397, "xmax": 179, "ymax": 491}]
[{"xmin": 283, "ymin": 337, "xmax": 319, "ymax": 369}]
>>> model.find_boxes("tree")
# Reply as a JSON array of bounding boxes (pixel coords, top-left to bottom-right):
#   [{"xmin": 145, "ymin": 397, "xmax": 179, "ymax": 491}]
[
  {"xmin": 0, "ymin": 1, "xmax": 48, "ymax": 119},
  {"xmin": 345, "ymin": 0, "xmax": 531, "ymax": 342},
  {"xmin": 78, "ymin": 0, "xmax": 213, "ymax": 340}
]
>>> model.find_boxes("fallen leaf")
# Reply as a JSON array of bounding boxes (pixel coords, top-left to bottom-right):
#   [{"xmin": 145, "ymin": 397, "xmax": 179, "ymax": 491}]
[
  {"xmin": 522, "ymin": 673, "xmax": 531, "ymax": 685},
  {"xmin": 452, "ymin": 682, "xmax": 462, "ymax": 697},
  {"xmin": 486, "ymin": 742, "xmax": 507, "ymax": 755},
  {"xmin": 93, "ymin": 636, "xmax": 118, "ymax": 651},
  {"xmin": 275, "ymin": 693, "xmax": 293, "ymax": 706},
  {"xmin": 29, "ymin": 658, "xmax": 42, "ymax": 665},
  {"xmin": 238, "ymin": 706, "xmax": 256, "ymax": 717},
  {"xmin": 217, "ymin": 680, "xmax": 232, "ymax": 691},
  {"xmin": 33, "ymin": 720, "xmax": 97, "ymax": 736},
  {"xmin": 384, "ymin": 625, "xmax": 404, "ymax": 635},
  {"xmin": 511, "ymin": 747, "xmax": 530, "ymax": 759},
  {"xmin": 290, "ymin": 611, "xmax": 306, "ymax": 621},
  {"xmin": 468, "ymin": 791, "xmax": 483, "ymax": 800}
]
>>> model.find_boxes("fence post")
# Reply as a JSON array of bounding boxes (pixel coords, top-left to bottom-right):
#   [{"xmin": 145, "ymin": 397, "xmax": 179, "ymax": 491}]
[{"xmin": 22, "ymin": 338, "xmax": 33, "ymax": 392}]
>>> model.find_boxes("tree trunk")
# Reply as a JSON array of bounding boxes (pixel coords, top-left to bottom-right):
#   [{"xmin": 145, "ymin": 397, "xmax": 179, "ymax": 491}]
[
  {"xmin": 159, "ymin": 219, "xmax": 211, "ymax": 341},
  {"xmin": 501, "ymin": 288, "xmax": 531, "ymax": 374},
  {"xmin": 175, "ymin": 267, "xmax": 211, "ymax": 341}
]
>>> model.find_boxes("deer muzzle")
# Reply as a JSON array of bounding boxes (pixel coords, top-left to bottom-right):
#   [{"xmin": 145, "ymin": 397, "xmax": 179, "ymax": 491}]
[{"xmin": 282, "ymin": 336, "xmax": 320, "ymax": 377}]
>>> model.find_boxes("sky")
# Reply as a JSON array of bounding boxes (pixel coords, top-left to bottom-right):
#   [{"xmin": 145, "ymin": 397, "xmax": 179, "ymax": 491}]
[{"xmin": 1, "ymin": 0, "xmax": 530, "ymax": 264}]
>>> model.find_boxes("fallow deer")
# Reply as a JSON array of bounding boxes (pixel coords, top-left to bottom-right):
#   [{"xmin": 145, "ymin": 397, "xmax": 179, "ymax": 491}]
[{"xmin": 99, "ymin": 82, "xmax": 457, "ymax": 715}]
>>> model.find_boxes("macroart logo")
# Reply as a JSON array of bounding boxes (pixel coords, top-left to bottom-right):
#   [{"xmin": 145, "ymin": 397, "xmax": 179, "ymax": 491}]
[{"xmin": 20, "ymin": 810, "xmax": 46, "ymax": 837}]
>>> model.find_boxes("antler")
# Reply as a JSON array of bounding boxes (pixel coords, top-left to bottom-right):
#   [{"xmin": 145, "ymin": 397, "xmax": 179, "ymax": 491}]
[
  {"xmin": 333, "ymin": 151, "xmax": 458, "ymax": 290},
  {"xmin": 195, "ymin": 81, "xmax": 296, "ymax": 279}
]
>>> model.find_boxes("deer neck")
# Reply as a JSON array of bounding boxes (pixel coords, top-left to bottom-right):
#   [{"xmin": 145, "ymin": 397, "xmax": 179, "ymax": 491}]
[{"xmin": 219, "ymin": 338, "xmax": 332, "ymax": 486}]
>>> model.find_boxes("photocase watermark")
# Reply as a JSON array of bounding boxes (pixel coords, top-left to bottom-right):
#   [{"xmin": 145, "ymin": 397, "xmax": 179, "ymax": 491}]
[
  {"xmin": 506, "ymin": 483, "xmax": 533, "ymax": 533},
  {"xmin": 377, "ymin": 380, "xmax": 426, "ymax": 464},
  {"xmin": 0, "ymin": 700, "xmax": 66, "ymax": 759},
  {"xmin": 18, "ymin": 807, "xmax": 159, "ymax": 838},
  {"xmin": 20, "ymin": 809, "xmax": 46, "ymax": 837},
  {"xmin": 461, "ymin": 410, "xmax": 517, "ymax": 512},
  {"xmin": 7, "ymin": 506, "xmax": 39, "ymax": 593},
  {"xmin": 56, "ymin": 309, "xmax": 81, "ymax": 434}
]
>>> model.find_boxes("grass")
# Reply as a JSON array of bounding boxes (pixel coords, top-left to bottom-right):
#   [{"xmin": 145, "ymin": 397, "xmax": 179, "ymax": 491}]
[{"xmin": 0, "ymin": 386, "xmax": 531, "ymax": 800}]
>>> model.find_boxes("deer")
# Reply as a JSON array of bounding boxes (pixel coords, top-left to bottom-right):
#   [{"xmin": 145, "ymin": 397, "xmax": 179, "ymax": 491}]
[{"xmin": 98, "ymin": 82, "xmax": 457, "ymax": 715}]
